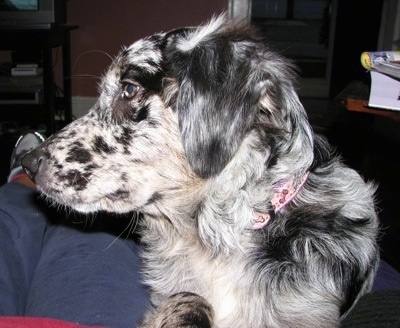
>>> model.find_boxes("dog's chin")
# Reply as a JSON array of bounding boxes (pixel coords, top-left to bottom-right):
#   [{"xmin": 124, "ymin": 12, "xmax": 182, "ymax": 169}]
[
  {"xmin": 37, "ymin": 187, "xmax": 139, "ymax": 214},
  {"xmin": 66, "ymin": 201, "xmax": 106, "ymax": 214}
]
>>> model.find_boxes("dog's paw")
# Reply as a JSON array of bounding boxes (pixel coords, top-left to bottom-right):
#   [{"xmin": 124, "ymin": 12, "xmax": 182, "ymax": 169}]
[{"xmin": 141, "ymin": 292, "xmax": 214, "ymax": 328}]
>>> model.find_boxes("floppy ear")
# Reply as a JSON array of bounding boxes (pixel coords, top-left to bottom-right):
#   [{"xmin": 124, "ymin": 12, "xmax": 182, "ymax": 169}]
[{"xmin": 167, "ymin": 22, "xmax": 265, "ymax": 178}]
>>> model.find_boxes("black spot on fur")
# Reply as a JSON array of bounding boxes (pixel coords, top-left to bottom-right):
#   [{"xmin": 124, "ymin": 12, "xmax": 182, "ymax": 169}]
[
  {"xmin": 114, "ymin": 127, "xmax": 133, "ymax": 146},
  {"xmin": 133, "ymin": 104, "xmax": 149, "ymax": 122},
  {"xmin": 311, "ymin": 135, "xmax": 337, "ymax": 171},
  {"xmin": 106, "ymin": 189, "xmax": 129, "ymax": 201},
  {"xmin": 120, "ymin": 172, "xmax": 128, "ymax": 182},
  {"xmin": 260, "ymin": 209, "xmax": 376, "ymax": 316},
  {"xmin": 145, "ymin": 192, "xmax": 163, "ymax": 206},
  {"xmin": 61, "ymin": 169, "xmax": 91, "ymax": 191},
  {"xmin": 66, "ymin": 130, "xmax": 77, "ymax": 138},
  {"xmin": 84, "ymin": 163, "xmax": 99, "ymax": 172},
  {"xmin": 159, "ymin": 292, "xmax": 213, "ymax": 328},
  {"xmin": 66, "ymin": 142, "xmax": 92, "ymax": 164},
  {"xmin": 339, "ymin": 263, "xmax": 375, "ymax": 316},
  {"xmin": 92, "ymin": 136, "xmax": 116, "ymax": 154},
  {"xmin": 147, "ymin": 118, "xmax": 161, "ymax": 128},
  {"xmin": 178, "ymin": 313, "xmax": 212, "ymax": 328},
  {"xmin": 265, "ymin": 210, "xmax": 371, "ymax": 263},
  {"xmin": 121, "ymin": 64, "xmax": 164, "ymax": 92},
  {"xmin": 114, "ymin": 127, "xmax": 134, "ymax": 154}
]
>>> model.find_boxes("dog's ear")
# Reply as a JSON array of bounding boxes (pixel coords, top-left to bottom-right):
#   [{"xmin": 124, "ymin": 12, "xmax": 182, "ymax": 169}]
[
  {"xmin": 165, "ymin": 17, "xmax": 313, "ymax": 179},
  {"xmin": 165, "ymin": 20, "xmax": 268, "ymax": 178}
]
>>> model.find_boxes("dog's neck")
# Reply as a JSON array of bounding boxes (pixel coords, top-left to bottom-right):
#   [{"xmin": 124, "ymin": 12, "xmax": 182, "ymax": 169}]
[{"xmin": 252, "ymin": 172, "xmax": 309, "ymax": 229}]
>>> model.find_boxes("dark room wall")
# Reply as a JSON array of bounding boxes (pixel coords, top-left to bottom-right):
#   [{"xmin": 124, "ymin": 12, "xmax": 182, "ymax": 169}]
[{"xmin": 63, "ymin": 0, "xmax": 227, "ymax": 97}]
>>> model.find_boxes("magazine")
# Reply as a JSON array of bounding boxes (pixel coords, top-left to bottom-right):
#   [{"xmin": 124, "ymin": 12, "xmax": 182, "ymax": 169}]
[{"xmin": 361, "ymin": 51, "xmax": 400, "ymax": 80}]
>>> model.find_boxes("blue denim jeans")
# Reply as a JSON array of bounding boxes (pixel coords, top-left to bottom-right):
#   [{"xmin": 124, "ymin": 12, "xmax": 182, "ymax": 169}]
[{"xmin": 0, "ymin": 182, "xmax": 149, "ymax": 328}]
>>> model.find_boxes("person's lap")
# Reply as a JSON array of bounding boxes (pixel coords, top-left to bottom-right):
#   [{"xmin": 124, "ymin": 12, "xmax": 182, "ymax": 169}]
[
  {"xmin": 0, "ymin": 182, "xmax": 149, "ymax": 327},
  {"xmin": 0, "ymin": 182, "xmax": 48, "ymax": 315}
]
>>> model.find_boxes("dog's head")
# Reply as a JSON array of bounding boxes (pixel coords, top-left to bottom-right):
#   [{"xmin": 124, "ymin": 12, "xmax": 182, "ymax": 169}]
[{"xmin": 22, "ymin": 15, "xmax": 314, "ymax": 217}]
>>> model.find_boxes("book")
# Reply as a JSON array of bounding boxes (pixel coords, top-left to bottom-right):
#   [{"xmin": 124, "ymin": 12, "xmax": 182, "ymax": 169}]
[
  {"xmin": 16, "ymin": 63, "xmax": 39, "ymax": 68},
  {"xmin": 368, "ymin": 70, "xmax": 400, "ymax": 111},
  {"xmin": 11, "ymin": 67, "xmax": 43, "ymax": 77}
]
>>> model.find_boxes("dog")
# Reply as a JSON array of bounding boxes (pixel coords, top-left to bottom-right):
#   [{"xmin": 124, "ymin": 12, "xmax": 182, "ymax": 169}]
[{"xmin": 22, "ymin": 15, "xmax": 379, "ymax": 328}]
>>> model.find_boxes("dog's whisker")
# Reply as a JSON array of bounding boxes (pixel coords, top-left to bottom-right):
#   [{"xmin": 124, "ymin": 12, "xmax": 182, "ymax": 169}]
[
  {"xmin": 69, "ymin": 74, "xmax": 102, "ymax": 80},
  {"xmin": 102, "ymin": 214, "xmax": 139, "ymax": 252},
  {"xmin": 72, "ymin": 49, "xmax": 113, "ymax": 75},
  {"xmin": 129, "ymin": 213, "xmax": 141, "ymax": 236}
]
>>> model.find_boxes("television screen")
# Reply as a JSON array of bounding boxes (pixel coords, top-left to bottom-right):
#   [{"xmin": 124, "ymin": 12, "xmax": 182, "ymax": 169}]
[
  {"xmin": 0, "ymin": 0, "xmax": 39, "ymax": 11},
  {"xmin": 0, "ymin": 0, "xmax": 66, "ymax": 27}
]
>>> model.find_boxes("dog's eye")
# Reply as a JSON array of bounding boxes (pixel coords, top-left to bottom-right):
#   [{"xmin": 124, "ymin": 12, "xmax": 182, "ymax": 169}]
[{"xmin": 121, "ymin": 82, "xmax": 141, "ymax": 99}]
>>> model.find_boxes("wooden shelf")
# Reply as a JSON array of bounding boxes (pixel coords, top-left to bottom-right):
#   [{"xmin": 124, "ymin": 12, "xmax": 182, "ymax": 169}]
[{"xmin": 0, "ymin": 25, "xmax": 78, "ymax": 134}]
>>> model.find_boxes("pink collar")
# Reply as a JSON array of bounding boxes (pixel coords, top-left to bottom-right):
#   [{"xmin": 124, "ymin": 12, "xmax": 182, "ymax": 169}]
[{"xmin": 252, "ymin": 172, "xmax": 309, "ymax": 229}]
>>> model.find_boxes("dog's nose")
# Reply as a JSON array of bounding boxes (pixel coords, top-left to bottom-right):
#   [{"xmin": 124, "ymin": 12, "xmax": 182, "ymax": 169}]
[{"xmin": 21, "ymin": 148, "xmax": 47, "ymax": 182}]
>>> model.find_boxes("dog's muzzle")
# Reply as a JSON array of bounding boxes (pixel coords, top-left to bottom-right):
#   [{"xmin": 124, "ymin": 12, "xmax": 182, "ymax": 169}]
[{"xmin": 22, "ymin": 148, "xmax": 47, "ymax": 182}]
